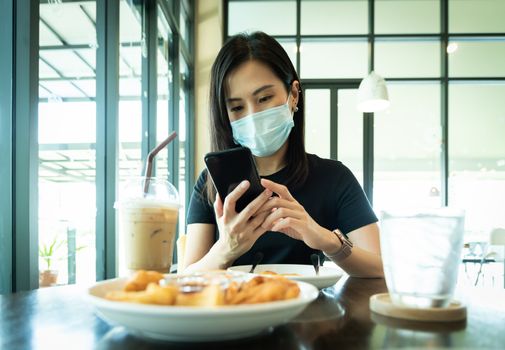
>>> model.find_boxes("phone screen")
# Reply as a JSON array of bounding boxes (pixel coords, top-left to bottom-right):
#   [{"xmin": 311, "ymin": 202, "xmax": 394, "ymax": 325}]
[{"xmin": 204, "ymin": 147, "xmax": 264, "ymax": 212}]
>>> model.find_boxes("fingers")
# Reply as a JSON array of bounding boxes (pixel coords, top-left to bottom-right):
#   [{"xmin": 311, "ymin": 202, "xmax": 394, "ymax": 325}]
[
  {"xmin": 260, "ymin": 179, "xmax": 295, "ymax": 200},
  {"xmin": 214, "ymin": 192, "xmax": 223, "ymax": 218},
  {"xmin": 262, "ymin": 208, "xmax": 303, "ymax": 230},
  {"xmin": 223, "ymin": 180, "xmax": 250, "ymax": 215},
  {"xmin": 239, "ymin": 188, "xmax": 273, "ymax": 220},
  {"xmin": 249, "ymin": 210, "xmax": 271, "ymax": 230},
  {"xmin": 259, "ymin": 197, "xmax": 298, "ymax": 213},
  {"xmin": 271, "ymin": 217, "xmax": 303, "ymax": 233}
]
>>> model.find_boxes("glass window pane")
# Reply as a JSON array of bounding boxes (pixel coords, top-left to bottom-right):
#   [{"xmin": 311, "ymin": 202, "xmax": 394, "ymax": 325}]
[
  {"xmin": 228, "ymin": 0, "xmax": 296, "ymax": 36},
  {"xmin": 338, "ymin": 89, "xmax": 363, "ymax": 185},
  {"xmin": 180, "ymin": 5, "xmax": 190, "ymax": 45},
  {"xmin": 301, "ymin": 0, "xmax": 367, "ymax": 35},
  {"xmin": 39, "ymin": 3, "xmax": 96, "ymax": 45},
  {"xmin": 156, "ymin": 7, "xmax": 171, "ymax": 180},
  {"xmin": 119, "ymin": 46, "xmax": 142, "ymax": 77},
  {"xmin": 375, "ymin": 39, "xmax": 441, "ymax": 78},
  {"xmin": 449, "ymin": 83, "xmax": 505, "ymax": 235},
  {"xmin": 277, "ymin": 38, "xmax": 297, "ymax": 70},
  {"xmin": 375, "ymin": 0, "xmax": 440, "ymax": 34},
  {"xmin": 40, "ymin": 50, "xmax": 95, "ymax": 77},
  {"xmin": 38, "ymin": 1, "xmax": 97, "ymax": 288},
  {"xmin": 450, "ymin": 0, "xmax": 505, "ymax": 33},
  {"xmin": 448, "ymin": 39, "xmax": 505, "ymax": 77},
  {"xmin": 39, "ymin": 21, "xmax": 61, "ymax": 46},
  {"xmin": 40, "ymin": 81, "xmax": 88, "ymax": 98},
  {"xmin": 179, "ymin": 85, "xmax": 188, "ymax": 236},
  {"xmin": 374, "ymin": 83, "xmax": 442, "ymax": 213},
  {"xmin": 300, "ymin": 39, "xmax": 368, "ymax": 79},
  {"xmin": 304, "ymin": 89, "xmax": 331, "ymax": 159},
  {"xmin": 39, "ymin": 59, "xmax": 59, "ymax": 78},
  {"xmin": 118, "ymin": 0, "xmax": 143, "ymax": 276}
]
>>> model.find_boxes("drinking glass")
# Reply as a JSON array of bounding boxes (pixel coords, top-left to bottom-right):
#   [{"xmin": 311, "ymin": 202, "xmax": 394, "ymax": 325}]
[{"xmin": 380, "ymin": 208, "xmax": 465, "ymax": 308}]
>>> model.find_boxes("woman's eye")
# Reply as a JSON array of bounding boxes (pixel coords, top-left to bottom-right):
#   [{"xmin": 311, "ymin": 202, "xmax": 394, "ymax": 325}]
[
  {"xmin": 259, "ymin": 95, "xmax": 273, "ymax": 103},
  {"xmin": 230, "ymin": 105, "xmax": 243, "ymax": 112}
]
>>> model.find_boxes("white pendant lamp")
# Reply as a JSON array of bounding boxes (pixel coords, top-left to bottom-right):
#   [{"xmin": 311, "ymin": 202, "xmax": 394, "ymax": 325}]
[{"xmin": 357, "ymin": 71, "xmax": 390, "ymax": 112}]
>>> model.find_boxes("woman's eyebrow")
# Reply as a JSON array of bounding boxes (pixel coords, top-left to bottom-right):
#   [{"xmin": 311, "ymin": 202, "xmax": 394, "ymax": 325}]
[{"xmin": 226, "ymin": 84, "xmax": 275, "ymax": 103}]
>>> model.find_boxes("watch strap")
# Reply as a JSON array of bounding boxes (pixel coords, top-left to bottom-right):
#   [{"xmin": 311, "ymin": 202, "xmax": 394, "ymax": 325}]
[{"xmin": 323, "ymin": 229, "xmax": 353, "ymax": 262}]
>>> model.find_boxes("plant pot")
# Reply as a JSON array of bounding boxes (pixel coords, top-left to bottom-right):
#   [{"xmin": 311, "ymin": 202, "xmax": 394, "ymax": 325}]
[{"xmin": 39, "ymin": 270, "xmax": 58, "ymax": 287}]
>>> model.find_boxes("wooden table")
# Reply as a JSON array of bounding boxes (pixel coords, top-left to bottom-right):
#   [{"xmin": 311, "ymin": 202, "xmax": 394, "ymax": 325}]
[{"xmin": 1, "ymin": 276, "xmax": 504, "ymax": 349}]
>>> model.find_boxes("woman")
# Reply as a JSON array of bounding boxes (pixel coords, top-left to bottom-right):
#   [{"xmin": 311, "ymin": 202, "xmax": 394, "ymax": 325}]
[{"xmin": 182, "ymin": 31, "xmax": 383, "ymax": 278}]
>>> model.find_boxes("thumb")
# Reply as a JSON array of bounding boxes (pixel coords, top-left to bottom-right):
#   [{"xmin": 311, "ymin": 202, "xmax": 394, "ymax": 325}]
[{"xmin": 214, "ymin": 192, "xmax": 223, "ymax": 218}]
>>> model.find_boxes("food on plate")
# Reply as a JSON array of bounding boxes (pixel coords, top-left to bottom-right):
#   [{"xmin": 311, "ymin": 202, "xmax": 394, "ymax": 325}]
[
  {"xmin": 104, "ymin": 270, "xmax": 300, "ymax": 307},
  {"xmin": 123, "ymin": 270, "xmax": 164, "ymax": 291},
  {"xmin": 260, "ymin": 271, "xmax": 302, "ymax": 277},
  {"xmin": 176, "ymin": 284, "xmax": 225, "ymax": 306},
  {"xmin": 106, "ymin": 282, "xmax": 178, "ymax": 305},
  {"xmin": 225, "ymin": 276, "xmax": 300, "ymax": 305}
]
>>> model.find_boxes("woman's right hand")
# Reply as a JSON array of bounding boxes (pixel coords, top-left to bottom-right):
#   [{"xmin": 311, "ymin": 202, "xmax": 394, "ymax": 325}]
[{"xmin": 213, "ymin": 180, "xmax": 273, "ymax": 263}]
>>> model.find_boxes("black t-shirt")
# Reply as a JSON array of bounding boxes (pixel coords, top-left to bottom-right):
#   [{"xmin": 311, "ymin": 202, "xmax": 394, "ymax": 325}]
[{"xmin": 186, "ymin": 153, "xmax": 378, "ymax": 266}]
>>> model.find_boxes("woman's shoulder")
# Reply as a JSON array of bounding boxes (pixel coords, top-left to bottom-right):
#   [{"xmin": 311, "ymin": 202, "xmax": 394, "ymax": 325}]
[
  {"xmin": 305, "ymin": 153, "xmax": 358, "ymax": 187},
  {"xmin": 306, "ymin": 153, "xmax": 349, "ymax": 174},
  {"xmin": 193, "ymin": 168, "xmax": 210, "ymax": 192}
]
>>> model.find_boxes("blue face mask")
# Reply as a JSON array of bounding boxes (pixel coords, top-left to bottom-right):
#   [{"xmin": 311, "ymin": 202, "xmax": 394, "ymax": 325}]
[{"xmin": 230, "ymin": 95, "xmax": 295, "ymax": 157}]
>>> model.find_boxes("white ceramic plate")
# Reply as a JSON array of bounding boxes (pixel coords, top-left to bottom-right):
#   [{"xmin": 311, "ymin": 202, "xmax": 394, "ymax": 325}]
[
  {"xmin": 86, "ymin": 276, "xmax": 318, "ymax": 342},
  {"xmin": 228, "ymin": 264, "xmax": 343, "ymax": 290}
]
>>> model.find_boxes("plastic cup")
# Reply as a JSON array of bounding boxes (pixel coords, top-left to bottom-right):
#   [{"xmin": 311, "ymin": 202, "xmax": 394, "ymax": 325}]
[
  {"xmin": 115, "ymin": 177, "xmax": 180, "ymax": 273},
  {"xmin": 380, "ymin": 208, "xmax": 465, "ymax": 308}
]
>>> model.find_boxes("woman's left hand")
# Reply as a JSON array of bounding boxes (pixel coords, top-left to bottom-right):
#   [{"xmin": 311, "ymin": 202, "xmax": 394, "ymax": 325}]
[{"xmin": 258, "ymin": 179, "xmax": 336, "ymax": 252}]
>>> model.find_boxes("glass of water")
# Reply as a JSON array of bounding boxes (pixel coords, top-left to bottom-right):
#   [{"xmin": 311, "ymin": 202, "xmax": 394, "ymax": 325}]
[{"xmin": 380, "ymin": 208, "xmax": 465, "ymax": 308}]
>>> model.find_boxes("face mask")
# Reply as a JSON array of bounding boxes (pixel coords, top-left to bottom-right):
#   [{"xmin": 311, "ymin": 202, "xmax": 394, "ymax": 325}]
[{"xmin": 230, "ymin": 94, "xmax": 295, "ymax": 157}]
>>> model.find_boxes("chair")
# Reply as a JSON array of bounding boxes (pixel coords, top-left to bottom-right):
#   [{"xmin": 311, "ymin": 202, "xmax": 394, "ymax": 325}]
[{"xmin": 475, "ymin": 228, "xmax": 505, "ymax": 288}]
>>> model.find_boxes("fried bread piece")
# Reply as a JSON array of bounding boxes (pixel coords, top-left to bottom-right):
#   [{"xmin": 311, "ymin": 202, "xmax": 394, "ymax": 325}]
[
  {"xmin": 175, "ymin": 284, "xmax": 225, "ymax": 307},
  {"xmin": 124, "ymin": 270, "xmax": 164, "ymax": 292},
  {"xmin": 106, "ymin": 283, "xmax": 178, "ymax": 305},
  {"xmin": 226, "ymin": 276, "xmax": 300, "ymax": 305}
]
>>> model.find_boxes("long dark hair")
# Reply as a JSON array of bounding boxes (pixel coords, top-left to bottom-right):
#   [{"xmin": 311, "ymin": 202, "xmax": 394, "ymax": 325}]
[{"xmin": 206, "ymin": 31, "xmax": 308, "ymax": 202}]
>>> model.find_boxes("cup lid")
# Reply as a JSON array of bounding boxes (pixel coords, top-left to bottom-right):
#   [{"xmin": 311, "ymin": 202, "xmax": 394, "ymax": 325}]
[{"xmin": 114, "ymin": 177, "xmax": 180, "ymax": 209}]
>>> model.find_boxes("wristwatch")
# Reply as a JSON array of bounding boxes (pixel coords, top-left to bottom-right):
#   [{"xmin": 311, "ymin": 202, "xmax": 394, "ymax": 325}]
[{"xmin": 323, "ymin": 229, "xmax": 353, "ymax": 262}]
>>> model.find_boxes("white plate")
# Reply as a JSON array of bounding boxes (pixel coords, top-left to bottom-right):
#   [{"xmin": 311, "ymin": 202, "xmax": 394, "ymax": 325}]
[
  {"xmin": 86, "ymin": 276, "xmax": 318, "ymax": 342},
  {"xmin": 228, "ymin": 264, "xmax": 343, "ymax": 290}
]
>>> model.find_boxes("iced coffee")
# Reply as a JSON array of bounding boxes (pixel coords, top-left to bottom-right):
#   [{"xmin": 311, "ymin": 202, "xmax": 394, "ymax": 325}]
[{"xmin": 115, "ymin": 177, "xmax": 179, "ymax": 273}]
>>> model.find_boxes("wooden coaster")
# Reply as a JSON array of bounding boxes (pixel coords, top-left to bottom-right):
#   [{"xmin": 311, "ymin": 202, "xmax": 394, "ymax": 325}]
[{"xmin": 369, "ymin": 293, "xmax": 466, "ymax": 322}]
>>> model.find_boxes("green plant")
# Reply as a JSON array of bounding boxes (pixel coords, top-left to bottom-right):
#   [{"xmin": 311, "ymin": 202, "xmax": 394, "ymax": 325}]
[
  {"xmin": 39, "ymin": 236, "xmax": 87, "ymax": 271},
  {"xmin": 39, "ymin": 237, "xmax": 65, "ymax": 271}
]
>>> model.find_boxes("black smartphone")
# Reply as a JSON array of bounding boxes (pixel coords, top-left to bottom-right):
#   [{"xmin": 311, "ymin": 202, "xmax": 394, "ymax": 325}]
[{"xmin": 204, "ymin": 147, "xmax": 264, "ymax": 212}]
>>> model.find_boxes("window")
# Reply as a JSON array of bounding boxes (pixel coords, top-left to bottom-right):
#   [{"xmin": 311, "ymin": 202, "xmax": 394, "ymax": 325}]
[
  {"xmin": 449, "ymin": 0, "xmax": 505, "ymax": 33},
  {"xmin": 375, "ymin": 39, "xmax": 441, "ymax": 78},
  {"xmin": 156, "ymin": 5, "xmax": 172, "ymax": 180},
  {"xmin": 38, "ymin": 0, "xmax": 98, "ymax": 286},
  {"xmin": 448, "ymin": 39, "xmax": 505, "ymax": 77},
  {"xmin": 301, "ymin": 0, "xmax": 368, "ymax": 35},
  {"xmin": 375, "ymin": 0, "xmax": 440, "ymax": 34},
  {"xmin": 304, "ymin": 89, "xmax": 331, "ymax": 159},
  {"xmin": 374, "ymin": 83, "xmax": 442, "ymax": 213},
  {"xmin": 228, "ymin": 0, "xmax": 296, "ymax": 36},
  {"xmin": 33, "ymin": 0, "xmax": 194, "ymax": 288},
  {"xmin": 449, "ymin": 83, "xmax": 505, "ymax": 234},
  {"xmin": 179, "ymin": 57, "xmax": 190, "ymax": 236},
  {"xmin": 300, "ymin": 39, "xmax": 368, "ymax": 79},
  {"xmin": 337, "ymin": 89, "xmax": 363, "ymax": 185}
]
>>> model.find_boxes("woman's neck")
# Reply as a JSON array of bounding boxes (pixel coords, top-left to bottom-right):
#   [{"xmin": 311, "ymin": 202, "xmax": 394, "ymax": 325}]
[{"xmin": 254, "ymin": 142, "xmax": 288, "ymax": 176}]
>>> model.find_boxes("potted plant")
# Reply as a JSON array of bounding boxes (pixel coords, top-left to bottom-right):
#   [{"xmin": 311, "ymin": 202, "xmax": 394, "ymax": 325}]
[{"xmin": 39, "ymin": 237, "xmax": 65, "ymax": 287}]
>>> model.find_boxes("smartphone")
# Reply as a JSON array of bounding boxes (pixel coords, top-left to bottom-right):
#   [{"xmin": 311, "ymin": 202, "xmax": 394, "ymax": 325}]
[{"xmin": 204, "ymin": 147, "xmax": 264, "ymax": 212}]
